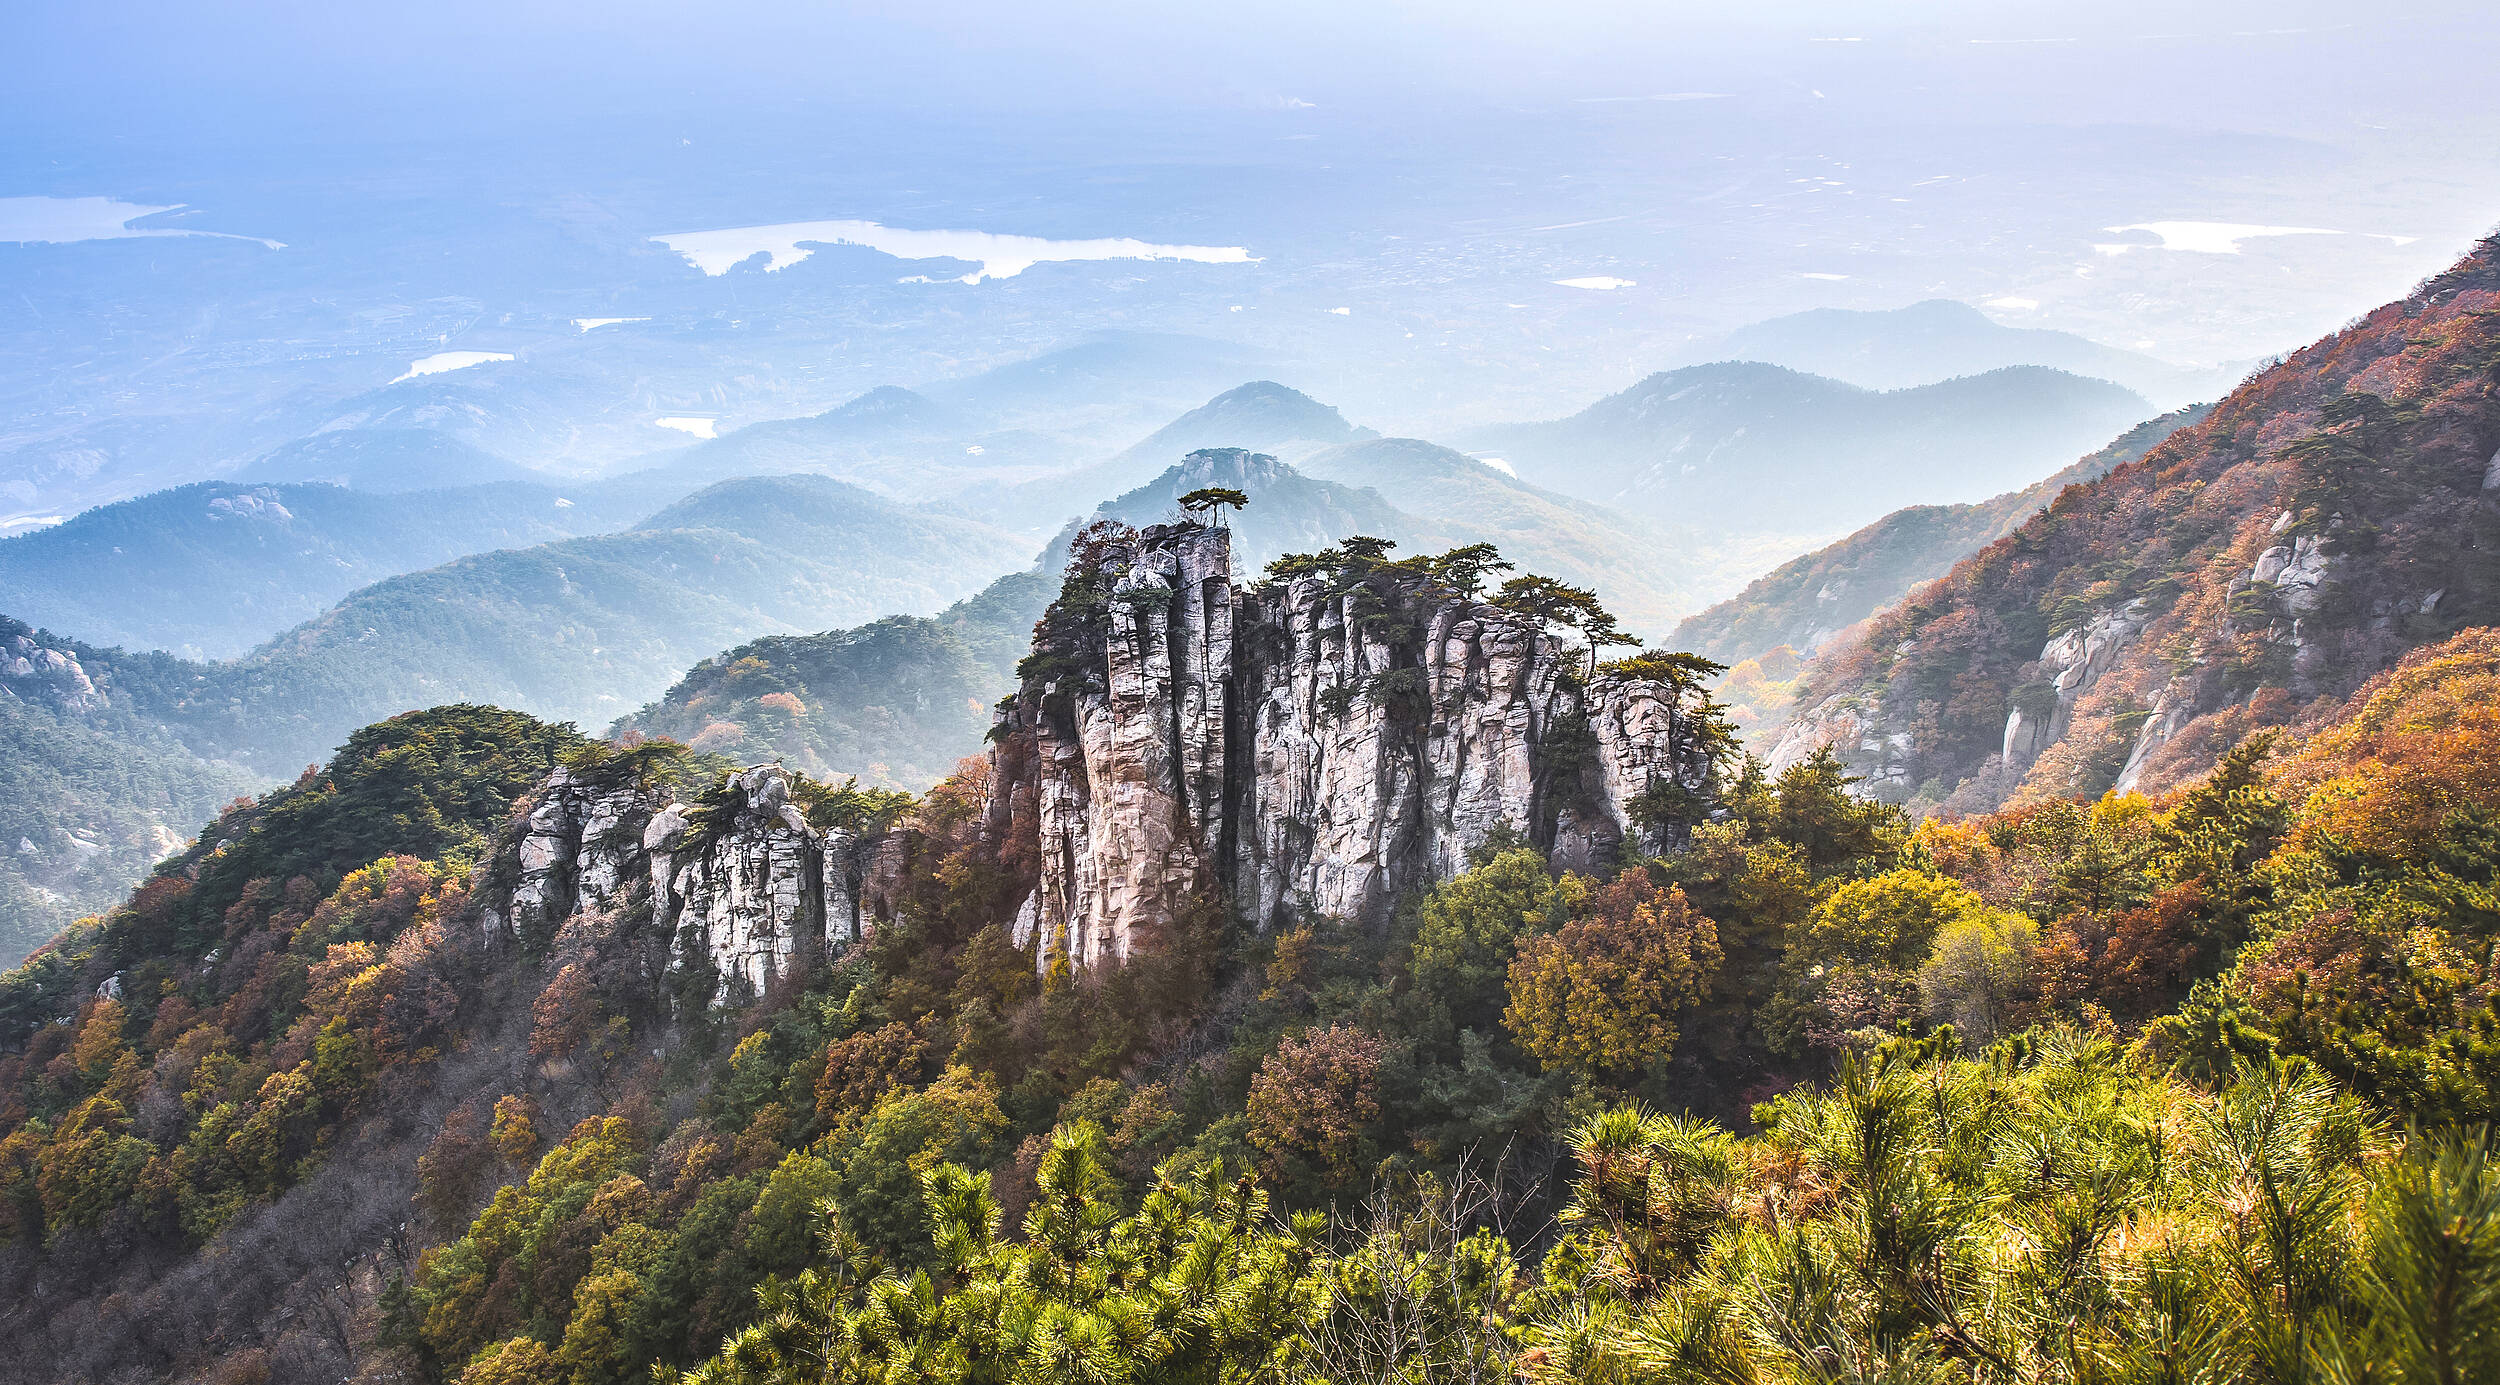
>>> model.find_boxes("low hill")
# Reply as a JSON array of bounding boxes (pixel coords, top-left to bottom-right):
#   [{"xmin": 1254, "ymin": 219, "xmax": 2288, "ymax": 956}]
[
  {"xmin": 1768, "ymin": 233, "xmax": 2500, "ymax": 813},
  {"xmin": 1464, "ymin": 362, "xmax": 2155, "ymax": 540}
]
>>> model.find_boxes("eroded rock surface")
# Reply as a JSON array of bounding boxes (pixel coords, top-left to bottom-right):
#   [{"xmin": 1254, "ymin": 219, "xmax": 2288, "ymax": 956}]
[
  {"xmin": 988, "ymin": 522, "xmax": 1724, "ymax": 972},
  {"xmin": 492, "ymin": 763, "xmax": 876, "ymax": 1005}
]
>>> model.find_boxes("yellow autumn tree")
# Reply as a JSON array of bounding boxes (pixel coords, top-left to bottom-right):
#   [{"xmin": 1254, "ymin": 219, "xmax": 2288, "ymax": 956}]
[{"xmin": 1504, "ymin": 870, "xmax": 1722, "ymax": 1081}]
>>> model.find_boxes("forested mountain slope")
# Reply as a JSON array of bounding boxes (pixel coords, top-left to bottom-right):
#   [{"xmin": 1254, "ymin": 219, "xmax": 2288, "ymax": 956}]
[
  {"xmin": 615, "ymin": 569, "xmax": 1055, "ymax": 789},
  {"xmin": 0, "ymin": 619, "xmax": 258, "ymax": 966},
  {"xmin": 1677, "ymin": 404, "xmax": 2212, "ymax": 669},
  {"xmin": 8, "ymin": 527, "xmax": 2500, "ymax": 1382},
  {"xmin": 1770, "ymin": 234, "xmax": 2500, "ymax": 813}
]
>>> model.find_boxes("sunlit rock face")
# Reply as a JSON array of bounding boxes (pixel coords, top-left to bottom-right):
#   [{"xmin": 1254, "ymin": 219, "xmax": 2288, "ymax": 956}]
[
  {"xmin": 493, "ymin": 525, "xmax": 1722, "ymax": 988},
  {"xmin": 986, "ymin": 522, "xmax": 1723, "ymax": 974},
  {"xmin": 495, "ymin": 764, "xmax": 874, "ymax": 1006}
]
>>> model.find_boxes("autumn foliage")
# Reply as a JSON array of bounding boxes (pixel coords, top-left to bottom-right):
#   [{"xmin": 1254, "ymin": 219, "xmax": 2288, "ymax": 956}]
[
  {"xmin": 1245, "ymin": 1024, "xmax": 1387, "ymax": 1183},
  {"xmin": 1504, "ymin": 872, "xmax": 1721, "ymax": 1080}
]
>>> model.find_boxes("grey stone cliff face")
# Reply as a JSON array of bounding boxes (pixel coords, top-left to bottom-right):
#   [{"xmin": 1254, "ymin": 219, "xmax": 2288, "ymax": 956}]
[
  {"xmin": 491, "ymin": 763, "xmax": 876, "ymax": 1005},
  {"xmin": 989, "ymin": 522, "xmax": 1723, "ymax": 973}
]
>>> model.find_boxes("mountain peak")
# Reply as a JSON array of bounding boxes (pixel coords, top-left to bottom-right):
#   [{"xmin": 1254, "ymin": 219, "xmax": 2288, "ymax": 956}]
[
  {"xmin": 822, "ymin": 384, "xmax": 954, "ymax": 430},
  {"xmin": 1149, "ymin": 380, "xmax": 1363, "ymax": 444},
  {"xmin": 1703, "ymin": 298, "xmax": 2228, "ymax": 406}
]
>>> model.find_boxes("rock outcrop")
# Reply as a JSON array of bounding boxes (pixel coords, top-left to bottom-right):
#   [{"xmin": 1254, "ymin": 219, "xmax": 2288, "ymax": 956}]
[
  {"xmin": 986, "ymin": 522, "xmax": 1725, "ymax": 972},
  {"xmin": 489, "ymin": 763, "xmax": 880, "ymax": 1005},
  {"xmin": 485, "ymin": 524, "xmax": 1727, "ymax": 986},
  {"xmin": 1, "ymin": 628, "xmax": 105, "ymax": 715},
  {"xmin": 1999, "ymin": 600, "xmax": 2151, "ymax": 777}
]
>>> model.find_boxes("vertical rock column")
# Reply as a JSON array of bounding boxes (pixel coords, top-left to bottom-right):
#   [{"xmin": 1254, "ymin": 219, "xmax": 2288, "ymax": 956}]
[{"xmin": 1025, "ymin": 526, "xmax": 1235, "ymax": 970}]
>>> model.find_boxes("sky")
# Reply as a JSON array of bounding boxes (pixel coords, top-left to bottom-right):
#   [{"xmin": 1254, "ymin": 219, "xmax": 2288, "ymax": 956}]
[{"xmin": 11, "ymin": 1, "xmax": 2500, "ymax": 136}]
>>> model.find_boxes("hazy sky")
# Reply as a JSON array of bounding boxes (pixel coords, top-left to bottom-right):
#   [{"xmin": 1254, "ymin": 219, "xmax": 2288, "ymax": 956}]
[{"xmin": 11, "ymin": 1, "xmax": 2499, "ymax": 140}]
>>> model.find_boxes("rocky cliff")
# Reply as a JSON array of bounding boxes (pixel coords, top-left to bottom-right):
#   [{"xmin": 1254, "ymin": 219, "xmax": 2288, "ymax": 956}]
[
  {"xmin": 487, "ymin": 763, "xmax": 886, "ymax": 1004},
  {"xmin": 482, "ymin": 522, "xmax": 1725, "ymax": 984},
  {"xmin": 982, "ymin": 521, "xmax": 1724, "ymax": 971}
]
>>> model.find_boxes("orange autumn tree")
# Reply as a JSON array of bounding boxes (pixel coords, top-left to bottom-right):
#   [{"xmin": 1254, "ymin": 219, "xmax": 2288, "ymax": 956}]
[
  {"xmin": 2274, "ymin": 627, "xmax": 2500, "ymax": 860},
  {"xmin": 1504, "ymin": 869, "xmax": 1722, "ymax": 1082},
  {"xmin": 1245, "ymin": 1023, "xmax": 1386, "ymax": 1185}
]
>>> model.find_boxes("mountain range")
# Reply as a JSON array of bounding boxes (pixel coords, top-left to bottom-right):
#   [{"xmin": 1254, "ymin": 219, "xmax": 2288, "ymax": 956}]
[
  {"xmin": 0, "ymin": 351, "xmax": 2193, "ymax": 964},
  {"xmin": 1465, "ymin": 362, "xmax": 2154, "ymax": 542},
  {"xmin": 1689, "ymin": 298, "xmax": 2247, "ymax": 409},
  {"xmin": 0, "ymin": 475, "xmax": 1032, "ymax": 960},
  {"xmin": 1675, "ymin": 405, "xmax": 2214, "ymax": 671},
  {"xmin": 0, "ymin": 480, "xmax": 634, "ymax": 658}
]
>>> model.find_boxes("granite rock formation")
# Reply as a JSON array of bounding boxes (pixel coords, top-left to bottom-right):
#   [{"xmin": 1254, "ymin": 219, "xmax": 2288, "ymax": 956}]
[
  {"xmin": 483, "ymin": 523, "xmax": 1724, "ymax": 986},
  {"xmin": 487, "ymin": 763, "xmax": 878, "ymax": 1005},
  {"xmin": 985, "ymin": 521, "xmax": 1725, "ymax": 972}
]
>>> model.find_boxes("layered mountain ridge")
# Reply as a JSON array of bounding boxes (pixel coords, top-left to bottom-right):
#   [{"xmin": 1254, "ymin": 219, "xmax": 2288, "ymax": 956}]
[{"xmin": 1462, "ymin": 361, "xmax": 2154, "ymax": 539}]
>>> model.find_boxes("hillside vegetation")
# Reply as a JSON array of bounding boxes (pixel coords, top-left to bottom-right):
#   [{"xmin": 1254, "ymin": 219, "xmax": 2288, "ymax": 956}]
[
  {"xmin": 0, "ymin": 619, "xmax": 258, "ymax": 966},
  {"xmin": 617, "ymin": 570, "xmax": 1054, "ymax": 790},
  {"xmin": 7, "ymin": 535, "xmax": 2500, "ymax": 1383},
  {"xmin": 1775, "ymin": 233, "xmax": 2500, "ymax": 813}
]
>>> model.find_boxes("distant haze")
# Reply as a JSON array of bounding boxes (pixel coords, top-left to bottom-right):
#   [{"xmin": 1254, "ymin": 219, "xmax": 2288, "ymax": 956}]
[{"xmin": 3, "ymin": 1, "xmax": 2497, "ymax": 519}]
